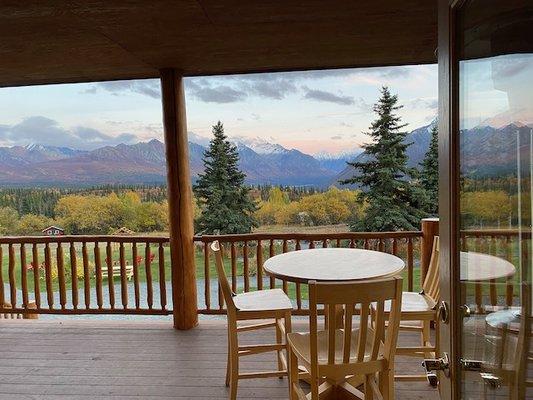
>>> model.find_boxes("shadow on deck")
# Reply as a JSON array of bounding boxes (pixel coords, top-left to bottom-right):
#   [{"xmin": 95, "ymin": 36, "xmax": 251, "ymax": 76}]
[{"xmin": 0, "ymin": 319, "xmax": 439, "ymax": 399}]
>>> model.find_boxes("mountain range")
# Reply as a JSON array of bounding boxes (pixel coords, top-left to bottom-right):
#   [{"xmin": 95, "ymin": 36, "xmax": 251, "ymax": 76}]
[{"xmin": 0, "ymin": 122, "xmax": 528, "ymax": 187}]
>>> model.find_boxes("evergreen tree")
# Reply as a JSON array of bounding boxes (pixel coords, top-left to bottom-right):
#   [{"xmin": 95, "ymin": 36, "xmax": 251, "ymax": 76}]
[
  {"xmin": 340, "ymin": 86, "xmax": 426, "ymax": 231},
  {"xmin": 420, "ymin": 123, "xmax": 439, "ymax": 215},
  {"xmin": 193, "ymin": 121, "xmax": 257, "ymax": 234}
]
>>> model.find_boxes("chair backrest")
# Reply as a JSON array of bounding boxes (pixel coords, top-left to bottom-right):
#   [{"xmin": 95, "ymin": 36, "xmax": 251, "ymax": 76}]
[
  {"xmin": 308, "ymin": 277, "xmax": 403, "ymax": 374},
  {"xmin": 210, "ymin": 241, "xmax": 236, "ymax": 311},
  {"xmin": 422, "ymin": 236, "xmax": 440, "ymax": 302}
]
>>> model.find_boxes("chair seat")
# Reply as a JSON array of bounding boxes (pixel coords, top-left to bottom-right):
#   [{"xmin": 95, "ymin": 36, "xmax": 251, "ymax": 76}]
[
  {"xmin": 384, "ymin": 292, "xmax": 436, "ymax": 313},
  {"xmin": 287, "ymin": 326, "xmax": 382, "ymax": 365},
  {"xmin": 234, "ymin": 289, "xmax": 293, "ymax": 312}
]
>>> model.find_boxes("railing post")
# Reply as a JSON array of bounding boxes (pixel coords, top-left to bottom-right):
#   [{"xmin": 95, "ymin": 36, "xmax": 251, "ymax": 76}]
[
  {"xmin": 160, "ymin": 68, "xmax": 198, "ymax": 330},
  {"xmin": 421, "ymin": 218, "xmax": 439, "ymax": 286}
]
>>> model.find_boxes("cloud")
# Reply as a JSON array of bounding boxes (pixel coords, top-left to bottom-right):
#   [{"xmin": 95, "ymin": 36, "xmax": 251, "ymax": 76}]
[
  {"xmin": 330, "ymin": 135, "xmax": 343, "ymax": 140},
  {"xmin": 492, "ymin": 55, "xmax": 533, "ymax": 79},
  {"xmin": 86, "ymin": 79, "xmax": 161, "ymax": 99},
  {"xmin": 251, "ymin": 113, "xmax": 261, "ymax": 120},
  {"xmin": 0, "ymin": 116, "xmax": 137, "ymax": 150},
  {"xmin": 406, "ymin": 97, "xmax": 438, "ymax": 110},
  {"xmin": 302, "ymin": 87, "xmax": 354, "ymax": 105},
  {"xmin": 187, "ymin": 82, "xmax": 247, "ymax": 103},
  {"xmin": 185, "ymin": 75, "xmax": 297, "ymax": 103},
  {"xmin": 179, "ymin": 65, "xmax": 421, "ymax": 104}
]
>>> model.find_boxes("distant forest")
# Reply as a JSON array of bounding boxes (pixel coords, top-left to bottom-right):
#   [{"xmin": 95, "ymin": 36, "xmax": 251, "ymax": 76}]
[
  {"xmin": 0, "ymin": 184, "xmax": 322, "ymax": 219},
  {"xmin": 0, "ymin": 185, "xmax": 169, "ymax": 218}
]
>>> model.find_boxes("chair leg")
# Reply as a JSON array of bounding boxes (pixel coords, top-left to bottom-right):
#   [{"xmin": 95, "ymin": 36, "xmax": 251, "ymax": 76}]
[
  {"xmin": 288, "ymin": 346, "xmax": 299, "ymax": 400},
  {"xmin": 225, "ymin": 326, "xmax": 231, "ymax": 387},
  {"xmin": 422, "ymin": 320, "xmax": 432, "ymax": 358},
  {"xmin": 275, "ymin": 318, "xmax": 283, "ymax": 373},
  {"xmin": 365, "ymin": 375, "xmax": 375, "ymax": 400},
  {"xmin": 435, "ymin": 317, "xmax": 440, "ymax": 357},
  {"xmin": 379, "ymin": 369, "xmax": 394, "ymax": 400},
  {"xmin": 229, "ymin": 322, "xmax": 239, "ymax": 400},
  {"xmin": 284, "ymin": 311, "xmax": 292, "ymax": 370}
]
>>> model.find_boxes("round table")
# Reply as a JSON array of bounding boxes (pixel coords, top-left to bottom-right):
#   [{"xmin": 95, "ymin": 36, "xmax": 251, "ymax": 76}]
[
  {"xmin": 460, "ymin": 251, "xmax": 516, "ymax": 282},
  {"xmin": 263, "ymin": 248, "xmax": 405, "ymax": 398},
  {"xmin": 263, "ymin": 248, "xmax": 405, "ymax": 284}
]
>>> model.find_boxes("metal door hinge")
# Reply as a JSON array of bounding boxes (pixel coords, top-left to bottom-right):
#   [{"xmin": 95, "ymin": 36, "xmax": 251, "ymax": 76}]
[
  {"xmin": 460, "ymin": 304, "xmax": 471, "ymax": 318},
  {"xmin": 422, "ymin": 353, "xmax": 449, "ymax": 386},
  {"xmin": 423, "ymin": 353, "xmax": 450, "ymax": 372},
  {"xmin": 460, "ymin": 359, "xmax": 482, "ymax": 371},
  {"xmin": 480, "ymin": 373, "xmax": 502, "ymax": 389}
]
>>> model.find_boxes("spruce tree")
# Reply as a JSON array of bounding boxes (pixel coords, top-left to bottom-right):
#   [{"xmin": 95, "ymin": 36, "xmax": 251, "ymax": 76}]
[
  {"xmin": 193, "ymin": 121, "xmax": 258, "ymax": 234},
  {"xmin": 420, "ymin": 123, "xmax": 439, "ymax": 215},
  {"xmin": 340, "ymin": 86, "xmax": 426, "ymax": 231}
]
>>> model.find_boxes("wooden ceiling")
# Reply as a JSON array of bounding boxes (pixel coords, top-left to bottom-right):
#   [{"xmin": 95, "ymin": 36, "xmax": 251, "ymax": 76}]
[{"xmin": 0, "ymin": 1, "xmax": 437, "ymax": 87}]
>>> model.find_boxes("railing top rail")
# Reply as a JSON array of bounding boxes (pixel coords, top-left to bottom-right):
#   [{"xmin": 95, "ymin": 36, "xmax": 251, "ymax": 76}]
[
  {"xmin": 193, "ymin": 231, "xmax": 423, "ymax": 242},
  {"xmin": 0, "ymin": 235, "xmax": 169, "ymax": 244},
  {"xmin": 1, "ymin": 229, "xmax": 527, "ymax": 244},
  {"xmin": 461, "ymin": 229, "xmax": 531, "ymax": 238}
]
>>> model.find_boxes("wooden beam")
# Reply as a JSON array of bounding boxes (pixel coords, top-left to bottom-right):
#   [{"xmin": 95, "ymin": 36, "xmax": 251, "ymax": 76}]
[{"xmin": 160, "ymin": 69, "xmax": 198, "ymax": 330}]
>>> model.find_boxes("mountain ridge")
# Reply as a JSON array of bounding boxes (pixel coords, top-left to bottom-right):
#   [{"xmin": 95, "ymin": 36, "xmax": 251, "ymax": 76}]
[{"xmin": 0, "ymin": 122, "xmax": 523, "ymax": 187}]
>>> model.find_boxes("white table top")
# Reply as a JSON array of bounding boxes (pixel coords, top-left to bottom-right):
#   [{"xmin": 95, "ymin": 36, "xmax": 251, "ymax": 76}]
[
  {"xmin": 263, "ymin": 248, "xmax": 405, "ymax": 284},
  {"xmin": 460, "ymin": 251, "xmax": 516, "ymax": 282}
]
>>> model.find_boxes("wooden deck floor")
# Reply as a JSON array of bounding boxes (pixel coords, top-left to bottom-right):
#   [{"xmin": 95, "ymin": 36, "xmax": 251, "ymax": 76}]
[{"xmin": 0, "ymin": 319, "xmax": 439, "ymax": 399}]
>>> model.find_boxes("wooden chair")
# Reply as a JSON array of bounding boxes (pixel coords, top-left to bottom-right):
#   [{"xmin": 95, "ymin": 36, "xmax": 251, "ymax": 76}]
[
  {"xmin": 287, "ymin": 277, "xmax": 403, "ymax": 400},
  {"xmin": 378, "ymin": 236, "xmax": 440, "ymax": 383},
  {"xmin": 211, "ymin": 240, "xmax": 293, "ymax": 400}
]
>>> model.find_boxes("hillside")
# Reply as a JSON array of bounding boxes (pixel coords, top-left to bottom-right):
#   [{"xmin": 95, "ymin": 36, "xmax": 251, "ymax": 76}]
[
  {"xmin": 334, "ymin": 122, "xmax": 531, "ymax": 187},
  {"xmin": 0, "ymin": 137, "xmax": 346, "ymax": 187}
]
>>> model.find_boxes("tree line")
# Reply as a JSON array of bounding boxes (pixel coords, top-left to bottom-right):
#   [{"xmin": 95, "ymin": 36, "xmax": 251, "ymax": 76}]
[{"xmin": 193, "ymin": 87, "xmax": 440, "ymax": 234}]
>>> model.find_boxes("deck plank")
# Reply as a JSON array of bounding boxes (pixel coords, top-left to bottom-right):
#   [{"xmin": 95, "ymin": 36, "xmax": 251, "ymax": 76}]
[{"xmin": 0, "ymin": 319, "xmax": 438, "ymax": 399}]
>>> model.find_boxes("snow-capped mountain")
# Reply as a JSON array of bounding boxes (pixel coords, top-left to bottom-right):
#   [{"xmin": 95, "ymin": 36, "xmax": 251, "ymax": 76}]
[
  {"xmin": 233, "ymin": 136, "xmax": 290, "ymax": 155},
  {"xmin": 314, "ymin": 150, "xmax": 363, "ymax": 173}
]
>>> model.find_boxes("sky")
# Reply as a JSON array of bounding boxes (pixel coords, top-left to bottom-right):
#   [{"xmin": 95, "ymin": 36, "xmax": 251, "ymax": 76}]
[{"xmin": 0, "ymin": 65, "xmax": 440, "ymax": 155}]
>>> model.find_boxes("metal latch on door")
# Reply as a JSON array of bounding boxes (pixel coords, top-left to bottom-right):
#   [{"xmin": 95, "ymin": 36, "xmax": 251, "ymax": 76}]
[{"xmin": 422, "ymin": 353, "xmax": 450, "ymax": 387}]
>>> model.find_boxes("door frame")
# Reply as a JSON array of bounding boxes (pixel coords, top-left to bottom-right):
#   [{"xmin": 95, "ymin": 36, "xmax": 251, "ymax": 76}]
[{"xmin": 437, "ymin": 0, "xmax": 463, "ymax": 398}]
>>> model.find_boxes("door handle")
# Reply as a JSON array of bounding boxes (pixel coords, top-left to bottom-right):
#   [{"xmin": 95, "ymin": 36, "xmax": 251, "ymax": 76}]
[{"xmin": 438, "ymin": 301, "xmax": 450, "ymax": 323}]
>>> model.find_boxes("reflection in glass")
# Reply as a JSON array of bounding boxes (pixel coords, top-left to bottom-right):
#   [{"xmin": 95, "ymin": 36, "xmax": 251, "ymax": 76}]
[{"xmin": 458, "ymin": 1, "xmax": 531, "ymax": 398}]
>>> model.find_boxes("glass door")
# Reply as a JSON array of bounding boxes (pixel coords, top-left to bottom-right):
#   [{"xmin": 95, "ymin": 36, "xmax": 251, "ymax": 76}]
[{"xmin": 455, "ymin": 1, "xmax": 531, "ymax": 398}]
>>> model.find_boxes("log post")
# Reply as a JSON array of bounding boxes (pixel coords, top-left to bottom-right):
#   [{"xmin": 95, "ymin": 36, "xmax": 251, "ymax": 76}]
[
  {"xmin": 160, "ymin": 69, "xmax": 198, "ymax": 330},
  {"xmin": 421, "ymin": 217, "xmax": 439, "ymax": 287}
]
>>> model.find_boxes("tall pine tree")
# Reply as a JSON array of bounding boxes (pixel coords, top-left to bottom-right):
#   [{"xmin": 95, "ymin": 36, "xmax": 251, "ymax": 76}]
[
  {"xmin": 193, "ymin": 121, "xmax": 257, "ymax": 234},
  {"xmin": 341, "ymin": 87, "xmax": 426, "ymax": 231},
  {"xmin": 420, "ymin": 123, "xmax": 439, "ymax": 215}
]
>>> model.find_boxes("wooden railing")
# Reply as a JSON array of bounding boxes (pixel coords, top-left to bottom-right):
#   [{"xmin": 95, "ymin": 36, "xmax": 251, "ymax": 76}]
[
  {"xmin": 0, "ymin": 236, "xmax": 171, "ymax": 316},
  {"xmin": 195, "ymin": 231, "xmax": 423, "ymax": 315},
  {"xmin": 460, "ymin": 229, "xmax": 530, "ymax": 312},
  {"xmin": 0, "ymin": 228, "xmax": 527, "ymax": 317}
]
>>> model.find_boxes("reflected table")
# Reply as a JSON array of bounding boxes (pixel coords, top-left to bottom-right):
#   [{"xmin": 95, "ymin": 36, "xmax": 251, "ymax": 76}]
[{"xmin": 460, "ymin": 251, "xmax": 516, "ymax": 282}]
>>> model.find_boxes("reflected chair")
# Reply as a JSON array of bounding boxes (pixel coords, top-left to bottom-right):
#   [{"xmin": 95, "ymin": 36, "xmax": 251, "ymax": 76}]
[
  {"xmin": 211, "ymin": 240, "xmax": 293, "ymax": 400},
  {"xmin": 287, "ymin": 277, "xmax": 403, "ymax": 400},
  {"xmin": 482, "ymin": 304, "xmax": 532, "ymax": 399},
  {"xmin": 376, "ymin": 236, "xmax": 440, "ymax": 383}
]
